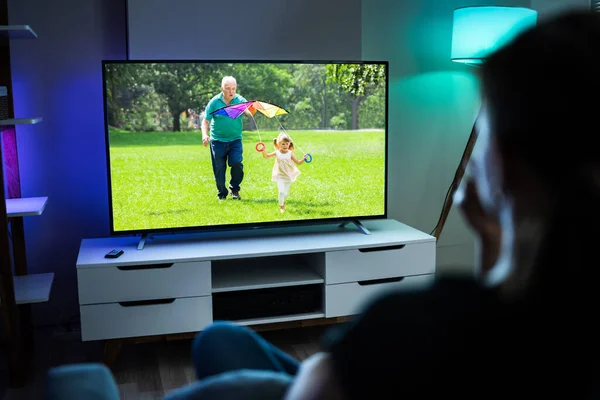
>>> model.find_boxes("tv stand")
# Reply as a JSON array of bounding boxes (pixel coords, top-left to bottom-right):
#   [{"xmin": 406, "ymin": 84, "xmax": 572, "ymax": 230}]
[
  {"xmin": 339, "ymin": 219, "xmax": 371, "ymax": 235},
  {"xmin": 76, "ymin": 219, "xmax": 436, "ymax": 363}
]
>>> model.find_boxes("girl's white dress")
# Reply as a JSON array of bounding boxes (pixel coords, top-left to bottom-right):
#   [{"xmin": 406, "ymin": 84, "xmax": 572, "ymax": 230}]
[{"xmin": 271, "ymin": 150, "xmax": 300, "ymax": 182}]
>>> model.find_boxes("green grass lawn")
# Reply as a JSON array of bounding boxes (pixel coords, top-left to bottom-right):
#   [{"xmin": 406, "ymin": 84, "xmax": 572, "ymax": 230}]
[{"xmin": 108, "ymin": 128, "xmax": 386, "ymax": 232}]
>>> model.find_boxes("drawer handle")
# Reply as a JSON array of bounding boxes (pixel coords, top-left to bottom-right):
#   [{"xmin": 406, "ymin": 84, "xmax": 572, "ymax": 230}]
[
  {"xmin": 117, "ymin": 263, "xmax": 174, "ymax": 271},
  {"xmin": 118, "ymin": 298, "xmax": 176, "ymax": 307},
  {"xmin": 358, "ymin": 277, "xmax": 405, "ymax": 286},
  {"xmin": 358, "ymin": 244, "xmax": 405, "ymax": 253}
]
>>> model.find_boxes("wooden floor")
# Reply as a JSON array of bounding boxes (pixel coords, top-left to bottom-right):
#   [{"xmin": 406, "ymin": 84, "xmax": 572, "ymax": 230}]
[{"xmin": 0, "ymin": 324, "xmax": 327, "ymax": 399}]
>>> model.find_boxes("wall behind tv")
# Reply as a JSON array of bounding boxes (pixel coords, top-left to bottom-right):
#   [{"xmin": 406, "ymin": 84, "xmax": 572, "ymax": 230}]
[{"xmin": 126, "ymin": 0, "xmax": 362, "ymax": 60}]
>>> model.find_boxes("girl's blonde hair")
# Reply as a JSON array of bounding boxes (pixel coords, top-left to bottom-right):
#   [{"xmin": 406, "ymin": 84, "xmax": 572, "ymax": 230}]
[{"xmin": 273, "ymin": 132, "xmax": 294, "ymax": 150}]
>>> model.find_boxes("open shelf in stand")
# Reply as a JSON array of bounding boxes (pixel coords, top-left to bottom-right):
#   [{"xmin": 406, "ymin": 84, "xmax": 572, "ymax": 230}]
[
  {"xmin": 212, "ymin": 255, "xmax": 324, "ymax": 293},
  {"xmin": 0, "ymin": 273, "xmax": 54, "ymax": 305},
  {"xmin": 0, "ymin": 117, "xmax": 42, "ymax": 126},
  {"xmin": 0, "ymin": 25, "xmax": 37, "ymax": 39},
  {"xmin": 6, "ymin": 196, "xmax": 48, "ymax": 217}
]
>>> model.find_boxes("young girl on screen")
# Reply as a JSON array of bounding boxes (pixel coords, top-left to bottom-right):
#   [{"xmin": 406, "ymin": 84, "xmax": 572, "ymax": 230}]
[{"xmin": 260, "ymin": 132, "xmax": 308, "ymax": 212}]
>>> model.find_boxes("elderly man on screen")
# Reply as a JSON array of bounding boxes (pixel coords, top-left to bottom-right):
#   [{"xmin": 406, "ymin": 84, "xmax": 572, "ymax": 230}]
[{"xmin": 202, "ymin": 76, "xmax": 252, "ymax": 201}]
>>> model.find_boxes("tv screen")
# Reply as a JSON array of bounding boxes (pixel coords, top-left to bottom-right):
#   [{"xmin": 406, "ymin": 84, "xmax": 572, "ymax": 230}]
[{"xmin": 102, "ymin": 60, "xmax": 388, "ymax": 235}]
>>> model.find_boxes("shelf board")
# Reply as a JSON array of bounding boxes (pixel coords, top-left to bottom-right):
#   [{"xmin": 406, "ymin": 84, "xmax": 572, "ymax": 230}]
[
  {"xmin": 212, "ymin": 257, "xmax": 324, "ymax": 293},
  {"xmin": 0, "ymin": 117, "xmax": 42, "ymax": 126},
  {"xmin": 0, "ymin": 273, "xmax": 54, "ymax": 305},
  {"xmin": 0, "ymin": 25, "xmax": 37, "ymax": 39},
  {"xmin": 6, "ymin": 196, "xmax": 48, "ymax": 217},
  {"xmin": 234, "ymin": 312, "xmax": 325, "ymax": 326}
]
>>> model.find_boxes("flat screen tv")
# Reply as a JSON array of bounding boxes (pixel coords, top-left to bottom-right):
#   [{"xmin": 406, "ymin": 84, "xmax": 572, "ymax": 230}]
[{"xmin": 102, "ymin": 60, "xmax": 388, "ymax": 236}]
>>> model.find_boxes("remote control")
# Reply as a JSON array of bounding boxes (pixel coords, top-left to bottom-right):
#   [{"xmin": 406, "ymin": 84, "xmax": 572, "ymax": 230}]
[{"xmin": 105, "ymin": 249, "xmax": 124, "ymax": 258}]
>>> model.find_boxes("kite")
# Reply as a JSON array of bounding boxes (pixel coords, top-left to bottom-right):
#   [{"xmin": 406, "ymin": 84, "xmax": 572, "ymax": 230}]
[
  {"xmin": 210, "ymin": 100, "xmax": 312, "ymax": 163},
  {"xmin": 210, "ymin": 100, "xmax": 289, "ymax": 119}
]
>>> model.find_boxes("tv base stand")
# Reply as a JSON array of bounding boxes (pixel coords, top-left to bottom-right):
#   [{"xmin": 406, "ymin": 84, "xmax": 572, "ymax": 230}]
[
  {"xmin": 339, "ymin": 219, "xmax": 371, "ymax": 235},
  {"xmin": 134, "ymin": 220, "xmax": 373, "ymax": 250},
  {"xmin": 137, "ymin": 234, "xmax": 148, "ymax": 250},
  {"xmin": 76, "ymin": 219, "xmax": 436, "ymax": 363}
]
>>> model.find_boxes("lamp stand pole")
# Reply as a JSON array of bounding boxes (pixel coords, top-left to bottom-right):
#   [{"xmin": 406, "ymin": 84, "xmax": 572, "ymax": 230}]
[{"xmin": 431, "ymin": 111, "xmax": 480, "ymax": 240}]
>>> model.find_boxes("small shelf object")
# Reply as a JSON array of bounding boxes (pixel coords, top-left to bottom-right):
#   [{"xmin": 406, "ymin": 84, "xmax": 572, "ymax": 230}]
[
  {"xmin": 0, "ymin": 117, "xmax": 43, "ymax": 126},
  {"xmin": 0, "ymin": 273, "xmax": 55, "ymax": 305},
  {"xmin": 0, "ymin": 25, "xmax": 37, "ymax": 39},
  {"xmin": 6, "ymin": 196, "xmax": 48, "ymax": 217},
  {"xmin": 0, "ymin": 87, "xmax": 42, "ymax": 125}
]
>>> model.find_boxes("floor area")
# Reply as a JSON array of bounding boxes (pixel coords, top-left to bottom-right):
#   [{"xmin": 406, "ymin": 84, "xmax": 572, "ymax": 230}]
[{"xmin": 0, "ymin": 323, "xmax": 328, "ymax": 399}]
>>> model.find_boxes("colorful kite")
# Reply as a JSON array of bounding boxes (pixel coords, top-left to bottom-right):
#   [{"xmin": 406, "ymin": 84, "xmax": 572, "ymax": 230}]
[
  {"xmin": 210, "ymin": 100, "xmax": 289, "ymax": 119},
  {"xmin": 210, "ymin": 100, "xmax": 312, "ymax": 163}
]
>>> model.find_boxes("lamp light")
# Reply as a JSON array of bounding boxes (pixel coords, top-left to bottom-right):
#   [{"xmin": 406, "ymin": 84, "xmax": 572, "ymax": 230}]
[
  {"xmin": 432, "ymin": 6, "xmax": 537, "ymax": 239},
  {"xmin": 451, "ymin": 6, "xmax": 537, "ymax": 64}
]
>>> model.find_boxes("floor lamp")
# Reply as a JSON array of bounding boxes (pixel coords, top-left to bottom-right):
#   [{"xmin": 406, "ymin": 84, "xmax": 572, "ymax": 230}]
[{"xmin": 432, "ymin": 6, "xmax": 537, "ymax": 240}]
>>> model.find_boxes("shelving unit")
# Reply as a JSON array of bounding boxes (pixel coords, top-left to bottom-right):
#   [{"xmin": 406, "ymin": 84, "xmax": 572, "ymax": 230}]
[{"xmin": 0, "ymin": 23, "xmax": 53, "ymax": 387}]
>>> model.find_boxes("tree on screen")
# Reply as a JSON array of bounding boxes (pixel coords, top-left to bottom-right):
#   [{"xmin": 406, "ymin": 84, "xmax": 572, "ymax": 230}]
[
  {"xmin": 325, "ymin": 64, "xmax": 386, "ymax": 130},
  {"xmin": 150, "ymin": 63, "xmax": 220, "ymax": 132},
  {"xmin": 325, "ymin": 64, "xmax": 385, "ymax": 97},
  {"xmin": 106, "ymin": 63, "xmax": 220, "ymax": 132}
]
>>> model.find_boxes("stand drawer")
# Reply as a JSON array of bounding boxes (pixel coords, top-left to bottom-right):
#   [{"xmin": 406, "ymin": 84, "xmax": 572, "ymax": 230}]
[
  {"xmin": 325, "ymin": 242, "xmax": 435, "ymax": 284},
  {"xmin": 325, "ymin": 274, "xmax": 434, "ymax": 318},
  {"xmin": 80, "ymin": 296, "xmax": 212, "ymax": 341},
  {"xmin": 77, "ymin": 261, "xmax": 211, "ymax": 305}
]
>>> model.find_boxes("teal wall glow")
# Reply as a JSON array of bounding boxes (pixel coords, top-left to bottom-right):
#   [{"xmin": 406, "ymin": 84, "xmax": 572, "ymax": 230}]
[
  {"xmin": 451, "ymin": 6, "xmax": 537, "ymax": 64},
  {"xmin": 361, "ymin": 0, "xmax": 531, "ymax": 273}
]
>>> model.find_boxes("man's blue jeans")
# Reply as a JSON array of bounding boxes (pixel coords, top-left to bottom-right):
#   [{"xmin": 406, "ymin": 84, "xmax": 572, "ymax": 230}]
[
  {"xmin": 210, "ymin": 139, "xmax": 243, "ymax": 199},
  {"xmin": 164, "ymin": 321, "xmax": 299, "ymax": 399}
]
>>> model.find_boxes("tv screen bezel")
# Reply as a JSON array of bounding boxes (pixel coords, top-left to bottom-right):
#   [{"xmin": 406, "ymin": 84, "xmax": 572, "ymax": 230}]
[{"xmin": 101, "ymin": 59, "xmax": 389, "ymax": 236}]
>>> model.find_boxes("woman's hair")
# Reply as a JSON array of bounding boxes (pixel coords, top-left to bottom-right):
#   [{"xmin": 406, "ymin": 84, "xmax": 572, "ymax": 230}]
[
  {"xmin": 480, "ymin": 11, "xmax": 600, "ymax": 301},
  {"xmin": 273, "ymin": 132, "xmax": 295, "ymax": 150}
]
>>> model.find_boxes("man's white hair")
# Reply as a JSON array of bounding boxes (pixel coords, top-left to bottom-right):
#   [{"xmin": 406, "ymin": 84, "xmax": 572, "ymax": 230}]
[{"xmin": 221, "ymin": 76, "xmax": 237, "ymax": 88}]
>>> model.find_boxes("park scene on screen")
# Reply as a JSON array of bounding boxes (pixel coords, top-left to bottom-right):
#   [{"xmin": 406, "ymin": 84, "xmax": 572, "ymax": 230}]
[{"xmin": 103, "ymin": 61, "xmax": 387, "ymax": 233}]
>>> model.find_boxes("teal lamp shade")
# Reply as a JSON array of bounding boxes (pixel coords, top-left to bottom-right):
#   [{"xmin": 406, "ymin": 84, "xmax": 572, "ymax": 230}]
[{"xmin": 451, "ymin": 6, "xmax": 537, "ymax": 64}]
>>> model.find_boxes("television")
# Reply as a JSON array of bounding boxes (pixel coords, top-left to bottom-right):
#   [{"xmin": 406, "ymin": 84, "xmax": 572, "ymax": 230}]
[{"xmin": 101, "ymin": 60, "xmax": 388, "ymax": 237}]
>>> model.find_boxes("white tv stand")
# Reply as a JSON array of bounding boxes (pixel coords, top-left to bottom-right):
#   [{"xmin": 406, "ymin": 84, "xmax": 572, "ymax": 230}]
[{"xmin": 76, "ymin": 218, "xmax": 436, "ymax": 358}]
